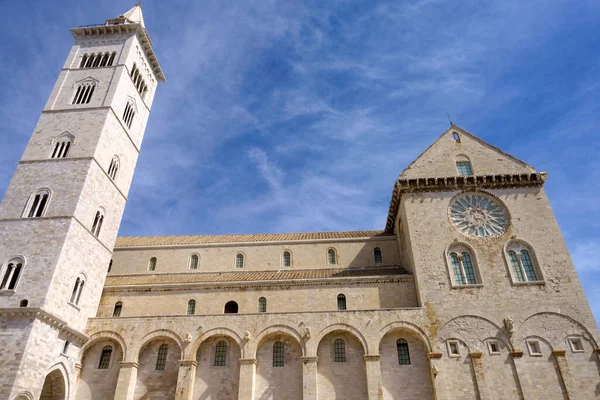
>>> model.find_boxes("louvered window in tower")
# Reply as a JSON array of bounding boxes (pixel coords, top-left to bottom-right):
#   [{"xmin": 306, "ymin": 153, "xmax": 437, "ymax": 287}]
[{"xmin": 72, "ymin": 82, "xmax": 96, "ymax": 104}]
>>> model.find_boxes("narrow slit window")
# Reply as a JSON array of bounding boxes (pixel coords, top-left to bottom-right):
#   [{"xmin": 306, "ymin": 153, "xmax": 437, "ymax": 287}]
[
  {"xmin": 327, "ymin": 249, "xmax": 337, "ymax": 265},
  {"xmin": 189, "ymin": 254, "xmax": 199, "ymax": 270},
  {"xmin": 258, "ymin": 297, "xmax": 267, "ymax": 313},
  {"xmin": 214, "ymin": 341, "xmax": 227, "ymax": 366},
  {"xmin": 72, "ymin": 82, "xmax": 96, "ymax": 105},
  {"xmin": 283, "ymin": 251, "xmax": 291, "ymax": 267},
  {"xmin": 98, "ymin": 345, "xmax": 113, "ymax": 369},
  {"xmin": 374, "ymin": 247, "xmax": 383, "ymax": 264},
  {"xmin": 148, "ymin": 257, "xmax": 157, "ymax": 271},
  {"xmin": 113, "ymin": 301, "xmax": 122, "ymax": 317},
  {"xmin": 333, "ymin": 339, "xmax": 346, "ymax": 362},
  {"xmin": 70, "ymin": 277, "xmax": 85, "ymax": 306},
  {"xmin": 108, "ymin": 156, "xmax": 119, "ymax": 181},
  {"xmin": 273, "ymin": 341, "xmax": 284, "ymax": 367},
  {"xmin": 155, "ymin": 344, "xmax": 168, "ymax": 370},
  {"xmin": 91, "ymin": 210, "xmax": 104, "ymax": 237},
  {"xmin": 235, "ymin": 253, "xmax": 244, "ymax": 268},
  {"xmin": 187, "ymin": 299, "xmax": 196, "ymax": 315},
  {"xmin": 337, "ymin": 294, "xmax": 346, "ymax": 310},
  {"xmin": 396, "ymin": 339, "xmax": 411, "ymax": 365}
]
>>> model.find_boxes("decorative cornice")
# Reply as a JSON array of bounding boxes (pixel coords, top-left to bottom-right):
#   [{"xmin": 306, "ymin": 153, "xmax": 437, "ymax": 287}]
[
  {"xmin": 0, "ymin": 307, "xmax": 89, "ymax": 346},
  {"xmin": 385, "ymin": 172, "xmax": 548, "ymax": 233},
  {"xmin": 427, "ymin": 352, "xmax": 443, "ymax": 359},
  {"xmin": 363, "ymin": 354, "xmax": 381, "ymax": 361},
  {"xmin": 70, "ymin": 23, "xmax": 165, "ymax": 82},
  {"xmin": 179, "ymin": 360, "xmax": 198, "ymax": 367},
  {"xmin": 119, "ymin": 361, "xmax": 139, "ymax": 369}
]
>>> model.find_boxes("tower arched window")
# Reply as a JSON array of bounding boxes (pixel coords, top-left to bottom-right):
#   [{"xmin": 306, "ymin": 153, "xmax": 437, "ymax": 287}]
[
  {"xmin": 0, "ymin": 257, "xmax": 24, "ymax": 290},
  {"xmin": 337, "ymin": 294, "xmax": 347, "ymax": 310},
  {"xmin": 69, "ymin": 275, "xmax": 85, "ymax": 306},
  {"xmin": 374, "ymin": 247, "xmax": 383, "ymax": 264},
  {"xmin": 91, "ymin": 209, "xmax": 104, "ymax": 237},
  {"xmin": 327, "ymin": 248, "xmax": 337, "ymax": 265},
  {"xmin": 214, "ymin": 341, "xmax": 227, "ymax": 366},
  {"xmin": 189, "ymin": 254, "xmax": 199, "ymax": 270},
  {"xmin": 235, "ymin": 253, "xmax": 244, "ymax": 268},
  {"xmin": 108, "ymin": 156, "xmax": 119, "ymax": 180},
  {"xmin": 333, "ymin": 338, "xmax": 346, "ymax": 362},
  {"xmin": 505, "ymin": 241, "xmax": 543, "ymax": 284},
  {"xmin": 258, "ymin": 297, "xmax": 267, "ymax": 313},
  {"xmin": 446, "ymin": 243, "xmax": 481, "ymax": 287},
  {"xmin": 98, "ymin": 345, "xmax": 113, "ymax": 369},
  {"xmin": 72, "ymin": 81, "xmax": 96, "ymax": 105},
  {"xmin": 456, "ymin": 156, "xmax": 473, "ymax": 176},
  {"xmin": 148, "ymin": 257, "xmax": 157, "ymax": 271},
  {"xmin": 397, "ymin": 339, "xmax": 411, "ymax": 365},
  {"xmin": 113, "ymin": 301, "xmax": 122, "ymax": 317},
  {"xmin": 273, "ymin": 341, "xmax": 284, "ymax": 367},
  {"xmin": 24, "ymin": 189, "xmax": 50, "ymax": 218},
  {"xmin": 122, "ymin": 99, "xmax": 136, "ymax": 128},
  {"xmin": 224, "ymin": 301, "xmax": 238, "ymax": 314},
  {"xmin": 155, "ymin": 344, "xmax": 168, "ymax": 370},
  {"xmin": 282, "ymin": 251, "xmax": 291, "ymax": 267},
  {"xmin": 50, "ymin": 135, "xmax": 73, "ymax": 159},
  {"xmin": 187, "ymin": 299, "xmax": 196, "ymax": 315},
  {"xmin": 130, "ymin": 63, "xmax": 148, "ymax": 99}
]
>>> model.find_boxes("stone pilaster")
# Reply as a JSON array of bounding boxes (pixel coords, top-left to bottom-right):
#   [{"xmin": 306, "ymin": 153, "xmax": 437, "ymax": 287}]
[
  {"xmin": 552, "ymin": 349, "xmax": 574, "ymax": 400},
  {"xmin": 175, "ymin": 360, "xmax": 197, "ymax": 400},
  {"xmin": 468, "ymin": 351, "xmax": 488, "ymax": 400},
  {"xmin": 427, "ymin": 352, "xmax": 442, "ymax": 400},
  {"xmin": 113, "ymin": 362, "xmax": 139, "ymax": 400},
  {"xmin": 237, "ymin": 358, "xmax": 257, "ymax": 400},
  {"xmin": 509, "ymin": 350, "xmax": 526, "ymax": 400},
  {"xmin": 302, "ymin": 356, "xmax": 318, "ymax": 400},
  {"xmin": 363, "ymin": 354, "xmax": 382, "ymax": 400}
]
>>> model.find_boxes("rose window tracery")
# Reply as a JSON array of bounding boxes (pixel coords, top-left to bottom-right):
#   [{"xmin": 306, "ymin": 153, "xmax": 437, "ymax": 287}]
[{"xmin": 449, "ymin": 192, "xmax": 509, "ymax": 238}]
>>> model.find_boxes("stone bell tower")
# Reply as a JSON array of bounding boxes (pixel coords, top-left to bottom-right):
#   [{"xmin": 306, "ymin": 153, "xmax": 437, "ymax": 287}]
[{"xmin": 0, "ymin": 5, "xmax": 164, "ymax": 399}]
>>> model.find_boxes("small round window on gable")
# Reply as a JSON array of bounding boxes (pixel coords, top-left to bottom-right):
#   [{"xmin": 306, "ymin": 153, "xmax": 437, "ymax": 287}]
[{"xmin": 449, "ymin": 192, "xmax": 509, "ymax": 238}]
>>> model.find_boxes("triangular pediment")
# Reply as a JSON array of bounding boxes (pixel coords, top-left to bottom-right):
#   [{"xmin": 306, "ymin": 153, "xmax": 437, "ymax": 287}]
[{"xmin": 400, "ymin": 125, "xmax": 535, "ymax": 179}]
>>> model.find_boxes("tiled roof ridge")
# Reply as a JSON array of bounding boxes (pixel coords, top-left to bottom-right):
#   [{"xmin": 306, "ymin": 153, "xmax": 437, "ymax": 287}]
[{"xmin": 115, "ymin": 229, "xmax": 391, "ymax": 247}]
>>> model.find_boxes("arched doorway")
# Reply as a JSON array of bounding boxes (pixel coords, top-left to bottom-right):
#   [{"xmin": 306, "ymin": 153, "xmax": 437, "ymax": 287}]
[{"xmin": 40, "ymin": 369, "xmax": 66, "ymax": 400}]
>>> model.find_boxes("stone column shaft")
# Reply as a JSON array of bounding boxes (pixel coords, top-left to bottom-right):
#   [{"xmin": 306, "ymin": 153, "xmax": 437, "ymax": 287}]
[
  {"xmin": 238, "ymin": 358, "xmax": 257, "ymax": 400},
  {"xmin": 427, "ymin": 352, "xmax": 442, "ymax": 400},
  {"xmin": 302, "ymin": 356, "xmax": 318, "ymax": 400},
  {"xmin": 363, "ymin": 354, "xmax": 382, "ymax": 400},
  {"xmin": 509, "ymin": 350, "xmax": 526, "ymax": 400},
  {"xmin": 175, "ymin": 360, "xmax": 198, "ymax": 400},
  {"xmin": 113, "ymin": 362, "xmax": 139, "ymax": 400},
  {"xmin": 468, "ymin": 351, "xmax": 488, "ymax": 400},
  {"xmin": 552, "ymin": 349, "xmax": 575, "ymax": 400}
]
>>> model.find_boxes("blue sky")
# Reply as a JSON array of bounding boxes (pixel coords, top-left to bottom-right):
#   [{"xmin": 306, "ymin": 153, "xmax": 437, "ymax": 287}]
[{"xmin": 0, "ymin": 1, "xmax": 598, "ymax": 322}]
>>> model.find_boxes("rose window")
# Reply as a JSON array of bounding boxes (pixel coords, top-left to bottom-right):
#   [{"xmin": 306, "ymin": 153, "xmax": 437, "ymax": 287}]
[{"xmin": 449, "ymin": 192, "xmax": 509, "ymax": 238}]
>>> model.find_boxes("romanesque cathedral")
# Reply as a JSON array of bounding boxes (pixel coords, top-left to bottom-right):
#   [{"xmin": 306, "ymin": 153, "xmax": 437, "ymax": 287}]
[{"xmin": 0, "ymin": 5, "xmax": 598, "ymax": 400}]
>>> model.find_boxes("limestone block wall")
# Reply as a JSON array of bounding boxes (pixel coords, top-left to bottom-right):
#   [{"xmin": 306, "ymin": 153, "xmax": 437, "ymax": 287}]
[
  {"xmin": 255, "ymin": 334, "xmax": 303, "ymax": 400},
  {"xmin": 75, "ymin": 339, "xmax": 123, "ymax": 400},
  {"xmin": 134, "ymin": 338, "xmax": 180, "ymax": 400},
  {"xmin": 109, "ymin": 238, "xmax": 401, "ymax": 275},
  {"xmin": 96, "ymin": 279, "xmax": 417, "ymax": 317},
  {"xmin": 194, "ymin": 336, "xmax": 241, "ymax": 400}
]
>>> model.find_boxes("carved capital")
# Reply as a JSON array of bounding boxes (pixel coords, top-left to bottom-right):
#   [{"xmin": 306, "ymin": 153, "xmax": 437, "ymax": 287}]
[
  {"xmin": 509, "ymin": 350, "xmax": 524, "ymax": 358},
  {"xmin": 239, "ymin": 358, "xmax": 257, "ymax": 365},
  {"xmin": 427, "ymin": 352, "xmax": 443, "ymax": 359},
  {"xmin": 302, "ymin": 356, "xmax": 318, "ymax": 364},
  {"xmin": 179, "ymin": 360, "xmax": 198, "ymax": 367},
  {"xmin": 119, "ymin": 361, "xmax": 139, "ymax": 369},
  {"xmin": 552, "ymin": 349, "xmax": 566, "ymax": 357},
  {"xmin": 363, "ymin": 354, "xmax": 381, "ymax": 362}
]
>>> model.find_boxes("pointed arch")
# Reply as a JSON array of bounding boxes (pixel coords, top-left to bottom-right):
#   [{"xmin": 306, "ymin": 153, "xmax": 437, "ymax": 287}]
[
  {"xmin": 50, "ymin": 131, "xmax": 75, "ymax": 159},
  {"xmin": 0, "ymin": 256, "xmax": 26, "ymax": 291},
  {"xmin": 23, "ymin": 188, "xmax": 51, "ymax": 218}
]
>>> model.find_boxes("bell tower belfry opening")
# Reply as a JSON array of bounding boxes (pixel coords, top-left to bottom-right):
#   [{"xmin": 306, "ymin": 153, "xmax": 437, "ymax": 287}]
[{"xmin": 0, "ymin": 5, "xmax": 164, "ymax": 399}]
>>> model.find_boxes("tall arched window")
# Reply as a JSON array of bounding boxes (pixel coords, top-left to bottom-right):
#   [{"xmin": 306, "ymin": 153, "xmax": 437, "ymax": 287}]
[
  {"xmin": 447, "ymin": 244, "xmax": 480, "ymax": 287},
  {"xmin": 374, "ymin": 247, "xmax": 383, "ymax": 264},
  {"xmin": 155, "ymin": 344, "xmax": 168, "ymax": 370},
  {"xmin": 24, "ymin": 189, "xmax": 50, "ymax": 218},
  {"xmin": 505, "ymin": 241, "xmax": 542, "ymax": 283},
  {"xmin": 214, "ymin": 341, "xmax": 227, "ymax": 366},
  {"xmin": 108, "ymin": 156, "xmax": 119, "ymax": 180},
  {"xmin": 273, "ymin": 341, "xmax": 284, "ymax": 367},
  {"xmin": 91, "ymin": 209, "xmax": 104, "ymax": 237},
  {"xmin": 113, "ymin": 301, "xmax": 122, "ymax": 317},
  {"xmin": 224, "ymin": 301, "xmax": 238, "ymax": 314},
  {"xmin": 98, "ymin": 345, "xmax": 113, "ymax": 369},
  {"xmin": 189, "ymin": 254, "xmax": 199, "ymax": 270},
  {"xmin": 187, "ymin": 299, "xmax": 196, "ymax": 315},
  {"xmin": 337, "ymin": 294, "xmax": 346, "ymax": 310},
  {"xmin": 333, "ymin": 338, "xmax": 346, "ymax": 362},
  {"xmin": 282, "ymin": 251, "xmax": 291, "ymax": 267},
  {"xmin": 235, "ymin": 253, "xmax": 244, "ymax": 268},
  {"xmin": 122, "ymin": 99, "xmax": 136, "ymax": 128},
  {"xmin": 327, "ymin": 248, "xmax": 337, "ymax": 265},
  {"xmin": 51, "ymin": 135, "xmax": 72, "ymax": 159},
  {"xmin": 148, "ymin": 257, "xmax": 157, "ymax": 271},
  {"xmin": 258, "ymin": 297, "xmax": 267, "ymax": 313},
  {"xmin": 72, "ymin": 81, "xmax": 96, "ymax": 104},
  {"xmin": 69, "ymin": 276, "xmax": 85, "ymax": 306},
  {"xmin": 0, "ymin": 258, "xmax": 24, "ymax": 290},
  {"xmin": 397, "ymin": 339, "xmax": 411, "ymax": 365}
]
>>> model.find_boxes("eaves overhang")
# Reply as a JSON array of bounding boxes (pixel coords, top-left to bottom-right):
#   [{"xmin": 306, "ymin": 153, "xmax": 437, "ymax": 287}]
[{"xmin": 384, "ymin": 172, "xmax": 548, "ymax": 233}]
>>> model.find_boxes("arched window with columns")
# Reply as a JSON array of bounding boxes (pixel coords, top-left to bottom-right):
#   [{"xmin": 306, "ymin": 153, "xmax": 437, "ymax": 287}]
[
  {"xmin": 446, "ymin": 243, "xmax": 481, "ymax": 287},
  {"xmin": 504, "ymin": 240, "xmax": 543, "ymax": 284},
  {"xmin": 0, "ymin": 257, "xmax": 24, "ymax": 290}
]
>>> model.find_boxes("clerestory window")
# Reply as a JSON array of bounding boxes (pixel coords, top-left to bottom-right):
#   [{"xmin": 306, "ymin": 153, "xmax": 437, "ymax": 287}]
[
  {"xmin": 155, "ymin": 344, "xmax": 168, "ymax": 370},
  {"xmin": 327, "ymin": 248, "xmax": 337, "ymax": 265},
  {"xmin": 333, "ymin": 338, "xmax": 346, "ymax": 362},
  {"xmin": 397, "ymin": 339, "xmax": 411, "ymax": 365},
  {"xmin": 337, "ymin": 294, "xmax": 347, "ymax": 310},
  {"xmin": 456, "ymin": 159, "xmax": 473, "ymax": 176},
  {"xmin": 258, "ymin": 297, "xmax": 267, "ymax": 313},
  {"xmin": 113, "ymin": 301, "xmax": 122, "ymax": 317},
  {"xmin": 374, "ymin": 247, "xmax": 383, "ymax": 264},
  {"xmin": 273, "ymin": 341, "xmax": 284, "ymax": 367},
  {"xmin": 98, "ymin": 345, "xmax": 113, "ymax": 369},
  {"xmin": 187, "ymin": 299, "xmax": 196, "ymax": 315},
  {"xmin": 235, "ymin": 253, "xmax": 244, "ymax": 268},
  {"xmin": 189, "ymin": 254, "xmax": 199, "ymax": 270},
  {"xmin": 282, "ymin": 251, "xmax": 291, "ymax": 267}
]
